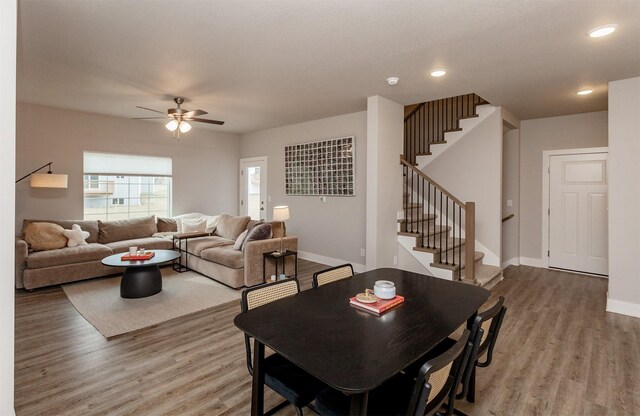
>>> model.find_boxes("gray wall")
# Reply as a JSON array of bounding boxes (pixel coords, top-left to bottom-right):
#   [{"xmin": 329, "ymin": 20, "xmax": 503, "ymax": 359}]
[
  {"xmin": 16, "ymin": 103, "xmax": 241, "ymax": 234},
  {"xmin": 240, "ymin": 111, "xmax": 367, "ymax": 266},
  {"xmin": 502, "ymin": 127, "xmax": 520, "ymax": 265},
  {"xmin": 608, "ymin": 77, "xmax": 640, "ymax": 313},
  {"xmin": 1, "ymin": 0, "xmax": 16, "ymax": 410},
  {"xmin": 519, "ymin": 111, "xmax": 608, "ymax": 261}
]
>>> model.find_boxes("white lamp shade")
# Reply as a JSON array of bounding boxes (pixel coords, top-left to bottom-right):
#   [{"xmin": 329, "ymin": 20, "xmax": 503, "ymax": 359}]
[
  {"xmin": 31, "ymin": 173, "xmax": 68, "ymax": 188},
  {"xmin": 273, "ymin": 206, "xmax": 290, "ymax": 222},
  {"xmin": 179, "ymin": 121, "xmax": 192, "ymax": 133},
  {"xmin": 165, "ymin": 119, "xmax": 179, "ymax": 132}
]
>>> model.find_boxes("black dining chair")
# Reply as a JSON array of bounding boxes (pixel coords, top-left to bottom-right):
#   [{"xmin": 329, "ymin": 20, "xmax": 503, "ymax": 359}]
[
  {"xmin": 312, "ymin": 264, "xmax": 354, "ymax": 288},
  {"xmin": 403, "ymin": 296, "xmax": 506, "ymax": 414},
  {"xmin": 314, "ymin": 329, "xmax": 476, "ymax": 416},
  {"xmin": 241, "ymin": 278, "xmax": 326, "ymax": 416}
]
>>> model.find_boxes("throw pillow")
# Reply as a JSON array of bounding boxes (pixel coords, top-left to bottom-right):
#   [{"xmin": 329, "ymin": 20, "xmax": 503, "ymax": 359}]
[
  {"xmin": 181, "ymin": 218, "xmax": 207, "ymax": 233},
  {"xmin": 23, "ymin": 222, "xmax": 67, "ymax": 251},
  {"xmin": 204, "ymin": 215, "xmax": 220, "ymax": 234},
  {"xmin": 62, "ymin": 224, "xmax": 90, "ymax": 247},
  {"xmin": 233, "ymin": 229, "xmax": 249, "ymax": 251},
  {"xmin": 216, "ymin": 214, "xmax": 251, "ymax": 240},
  {"xmin": 98, "ymin": 216, "xmax": 158, "ymax": 244},
  {"xmin": 156, "ymin": 217, "xmax": 178, "ymax": 233},
  {"xmin": 241, "ymin": 223, "xmax": 273, "ymax": 251}
]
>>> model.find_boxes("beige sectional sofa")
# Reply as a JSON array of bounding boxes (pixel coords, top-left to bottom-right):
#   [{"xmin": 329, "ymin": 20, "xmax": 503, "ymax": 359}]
[{"xmin": 15, "ymin": 214, "xmax": 297, "ymax": 290}]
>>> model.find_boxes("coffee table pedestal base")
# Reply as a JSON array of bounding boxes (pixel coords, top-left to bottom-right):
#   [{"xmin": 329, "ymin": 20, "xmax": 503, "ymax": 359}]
[{"xmin": 121, "ymin": 265, "xmax": 162, "ymax": 299}]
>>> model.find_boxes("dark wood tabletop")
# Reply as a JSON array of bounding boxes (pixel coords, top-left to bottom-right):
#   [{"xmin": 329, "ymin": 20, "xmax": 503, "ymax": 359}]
[{"xmin": 234, "ymin": 268, "xmax": 489, "ymax": 395}]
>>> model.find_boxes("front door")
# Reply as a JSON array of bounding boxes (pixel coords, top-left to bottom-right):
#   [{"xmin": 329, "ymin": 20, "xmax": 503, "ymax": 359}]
[
  {"xmin": 549, "ymin": 152, "xmax": 608, "ymax": 275},
  {"xmin": 239, "ymin": 157, "xmax": 267, "ymax": 220}
]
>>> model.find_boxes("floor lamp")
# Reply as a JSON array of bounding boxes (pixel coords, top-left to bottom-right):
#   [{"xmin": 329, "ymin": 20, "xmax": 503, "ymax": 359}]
[{"xmin": 272, "ymin": 206, "xmax": 290, "ymax": 255}]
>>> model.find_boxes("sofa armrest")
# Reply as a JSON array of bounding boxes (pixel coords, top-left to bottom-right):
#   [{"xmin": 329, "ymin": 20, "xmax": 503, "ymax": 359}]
[
  {"xmin": 15, "ymin": 238, "xmax": 28, "ymax": 289},
  {"xmin": 243, "ymin": 236, "xmax": 298, "ymax": 287}
]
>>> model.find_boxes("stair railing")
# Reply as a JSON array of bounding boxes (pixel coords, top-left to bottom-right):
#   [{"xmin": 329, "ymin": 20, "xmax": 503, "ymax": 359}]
[
  {"xmin": 404, "ymin": 93, "xmax": 489, "ymax": 165},
  {"xmin": 400, "ymin": 157, "xmax": 475, "ymax": 282}
]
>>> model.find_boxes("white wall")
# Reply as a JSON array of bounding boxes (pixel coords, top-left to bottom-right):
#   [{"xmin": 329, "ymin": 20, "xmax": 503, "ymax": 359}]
[
  {"xmin": 607, "ymin": 77, "xmax": 640, "ymax": 317},
  {"xmin": 519, "ymin": 111, "xmax": 608, "ymax": 262},
  {"xmin": 240, "ymin": 111, "xmax": 367, "ymax": 267},
  {"xmin": 1, "ymin": 0, "xmax": 16, "ymax": 413},
  {"xmin": 16, "ymin": 103, "xmax": 241, "ymax": 233},
  {"xmin": 366, "ymin": 96, "xmax": 403, "ymax": 270},
  {"xmin": 502, "ymin": 127, "xmax": 520, "ymax": 266},
  {"xmin": 423, "ymin": 106, "xmax": 503, "ymax": 266}
]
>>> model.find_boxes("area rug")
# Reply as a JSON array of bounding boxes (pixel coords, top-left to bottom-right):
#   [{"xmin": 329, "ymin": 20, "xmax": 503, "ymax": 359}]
[{"xmin": 62, "ymin": 269, "xmax": 241, "ymax": 339}]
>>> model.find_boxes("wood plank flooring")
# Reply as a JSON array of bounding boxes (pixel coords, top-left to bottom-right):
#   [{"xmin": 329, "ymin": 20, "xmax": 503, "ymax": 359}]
[{"xmin": 14, "ymin": 263, "xmax": 640, "ymax": 415}]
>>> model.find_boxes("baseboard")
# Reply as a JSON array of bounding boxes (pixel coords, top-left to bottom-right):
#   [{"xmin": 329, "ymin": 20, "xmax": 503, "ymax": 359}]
[
  {"xmin": 606, "ymin": 297, "xmax": 640, "ymax": 318},
  {"xmin": 519, "ymin": 257, "xmax": 547, "ymax": 268},
  {"xmin": 501, "ymin": 257, "xmax": 520, "ymax": 270},
  {"xmin": 297, "ymin": 251, "xmax": 366, "ymax": 273}
]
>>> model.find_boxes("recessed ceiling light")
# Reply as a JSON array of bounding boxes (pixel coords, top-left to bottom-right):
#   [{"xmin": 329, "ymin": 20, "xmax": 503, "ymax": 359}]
[
  {"xmin": 577, "ymin": 89, "xmax": 593, "ymax": 95},
  {"xmin": 430, "ymin": 69, "xmax": 447, "ymax": 77},
  {"xmin": 588, "ymin": 24, "xmax": 617, "ymax": 38},
  {"xmin": 387, "ymin": 77, "xmax": 399, "ymax": 86}
]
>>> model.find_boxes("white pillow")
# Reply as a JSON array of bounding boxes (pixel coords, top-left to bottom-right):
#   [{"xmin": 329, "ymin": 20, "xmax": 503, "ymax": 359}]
[
  {"xmin": 62, "ymin": 224, "xmax": 90, "ymax": 247},
  {"xmin": 203, "ymin": 215, "xmax": 220, "ymax": 234},
  {"xmin": 233, "ymin": 229, "xmax": 249, "ymax": 251},
  {"xmin": 181, "ymin": 218, "xmax": 207, "ymax": 233}
]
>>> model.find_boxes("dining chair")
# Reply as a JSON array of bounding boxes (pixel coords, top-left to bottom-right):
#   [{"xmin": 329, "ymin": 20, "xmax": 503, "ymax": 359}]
[
  {"xmin": 312, "ymin": 263, "xmax": 354, "ymax": 288},
  {"xmin": 403, "ymin": 296, "xmax": 506, "ymax": 415},
  {"xmin": 241, "ymin": 278, "xmax": 326, "ymax": 416},
  {"xmin": 314, "ymin": 329, "xmax": 474, "ymax": 416}
]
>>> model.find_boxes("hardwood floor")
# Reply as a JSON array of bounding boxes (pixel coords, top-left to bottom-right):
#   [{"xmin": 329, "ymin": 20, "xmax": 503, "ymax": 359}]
[{"xmin": 14, "ymin": 263, "xmax": 640, "ymax": 415}]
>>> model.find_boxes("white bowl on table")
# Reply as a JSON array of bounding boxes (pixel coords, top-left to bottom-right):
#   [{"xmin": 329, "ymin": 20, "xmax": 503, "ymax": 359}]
[{"xmin": 373, "ymin": 280, "xmax": 396, "ymax": 299}]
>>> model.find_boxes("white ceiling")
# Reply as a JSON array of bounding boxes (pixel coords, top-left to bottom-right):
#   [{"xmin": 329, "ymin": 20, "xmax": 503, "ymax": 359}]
[{"xmin": 17, "ymin": 0, "xmax": 640, "ymax": 134}]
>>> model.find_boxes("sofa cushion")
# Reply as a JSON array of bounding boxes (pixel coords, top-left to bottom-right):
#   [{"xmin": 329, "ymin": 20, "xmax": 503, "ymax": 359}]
[
  {"xmin": 23, "ymin": 222, "xmax": 68, "ymax": 251},
  {"xmin": 233, "ymin": 230, "xmax": 249, "ymax": 250},
  {"xmin": 242, "ymin": 223, "xmax": 273, "ymax": 250},
  {"xmin": 157, "ymin": 217, "xmax": 178, "ymax": 233},
  {"xmin": 178, "ymin": 236, "xmax": 234, "ymax": 256},
  {"xmin": 23, "ymin": 219, "xmax": 100, "ymax": 244},
  {"xmin": 200, "ymin": 245, "xmax": 244, "ymax": 269},
  {"xmin": 216, "ymin": 214, "xmax": 251, "ymax": 240},
  {"xmin": 26, "ymin": 243, "xmax": 113, "ymax": 269},
  {"xmin": 104, "ymin": 237, "xmax": 174, "ymax": 254},
  {"xmin": 98, "ymin": 216, "xmax": 157, "ymax": 244}
]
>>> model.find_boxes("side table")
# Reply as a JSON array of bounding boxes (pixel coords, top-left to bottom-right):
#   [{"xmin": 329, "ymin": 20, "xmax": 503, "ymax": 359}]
[
  {"xmin": 172, "ymin": 231, "xmax": 210, "ymax": 272},
  {"xmin": 263, "ymin": 250, "xmax": 298, "ymax": 283}
]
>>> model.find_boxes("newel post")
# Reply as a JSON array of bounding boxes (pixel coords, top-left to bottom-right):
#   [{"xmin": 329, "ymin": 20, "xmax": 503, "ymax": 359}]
[{"xmin": 465, "ymin": 202, "xmax": 476, "ymax": 282}]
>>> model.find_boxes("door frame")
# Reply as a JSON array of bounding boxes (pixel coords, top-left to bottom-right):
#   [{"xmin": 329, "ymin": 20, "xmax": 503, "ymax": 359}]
[
  {"xmin": 542, "ymin": 147, "xmax": 608, "ymax": 270},
  {"xmin": 239, "ymin": 156, "xmax": 268, "ymax": 219}
]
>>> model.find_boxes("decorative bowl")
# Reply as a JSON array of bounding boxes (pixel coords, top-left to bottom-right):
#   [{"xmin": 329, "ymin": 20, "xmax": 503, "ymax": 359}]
[{"xmin": 374, "ymin": 280, "xmax": 396, "ymax": 299}]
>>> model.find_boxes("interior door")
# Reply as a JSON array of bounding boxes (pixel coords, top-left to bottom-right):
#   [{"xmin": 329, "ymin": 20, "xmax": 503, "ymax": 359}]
[
  {"xmin": 239, "ymin": 157, "xmax": 267, "ymax": 220},
  {"xmin": 549, "ymin": 153, "xmax": 608, "ymax": 275}
]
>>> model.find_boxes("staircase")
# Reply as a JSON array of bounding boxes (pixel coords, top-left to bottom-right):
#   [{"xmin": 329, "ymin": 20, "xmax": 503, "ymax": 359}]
[{"xmin": 398, "ymin": 93, "xmax": 502, "ymax": 288}]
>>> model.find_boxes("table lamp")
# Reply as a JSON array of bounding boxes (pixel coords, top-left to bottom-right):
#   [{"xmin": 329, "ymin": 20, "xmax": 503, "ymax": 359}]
[{"xmin": 272, "ymin": 205, "xmax": 290, "ymax": 255}]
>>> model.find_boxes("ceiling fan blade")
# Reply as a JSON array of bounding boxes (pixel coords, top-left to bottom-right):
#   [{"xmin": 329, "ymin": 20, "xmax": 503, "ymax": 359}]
[
  {"xmin": 183, "ymin": 109, "xmax": 208, "ymax": 118},
  {"xmin": 190, "ymin": 117, "xmax": 225, "ymax": 125},
  {"xmin": 136, "ymin": 105, "xmax": 166, "ymax": 115},
  {"xmin": 132, "ymin": 117, "xmax": 166, "ymax": 119}
]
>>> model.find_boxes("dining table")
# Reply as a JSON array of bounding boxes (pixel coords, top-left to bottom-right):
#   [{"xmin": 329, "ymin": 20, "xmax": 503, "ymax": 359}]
[{"xmin": 234, "ymin": 267, "xmax": 490, "ymax": 416}]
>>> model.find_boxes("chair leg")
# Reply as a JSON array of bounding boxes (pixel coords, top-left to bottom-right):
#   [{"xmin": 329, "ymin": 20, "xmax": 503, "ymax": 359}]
[
  {"xmin": 264, "ymin": 400, "xmax": 291, "ymax": 416},
  {"xmin": 466, "ymin": 365, "xmax": 476, "ymax": 403},
  {"xmin": 295, "ymin": 406, "xmax": 304, "ymax": 416}
]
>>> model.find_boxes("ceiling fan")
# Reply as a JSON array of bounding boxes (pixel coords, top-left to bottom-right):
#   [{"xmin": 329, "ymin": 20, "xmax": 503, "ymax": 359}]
[{"xmin": 134, "ymin": 97, "xmax": 224, "ymax": 138}]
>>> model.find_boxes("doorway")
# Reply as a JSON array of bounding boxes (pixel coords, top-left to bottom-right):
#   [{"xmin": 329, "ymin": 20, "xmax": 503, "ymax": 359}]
[
  {"xmin": 546, "ymin": 150, "xmax": 608, "ymax": 276},
  {"xmin": 239, "ymin": 157, "xmax": 267, "ymax": 220}
]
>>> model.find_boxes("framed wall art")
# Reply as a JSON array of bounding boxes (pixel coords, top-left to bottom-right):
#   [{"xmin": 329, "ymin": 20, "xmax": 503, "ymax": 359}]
[{"xmin": 285, "ymin": 136, "xmax": 355, "ymax": 196}]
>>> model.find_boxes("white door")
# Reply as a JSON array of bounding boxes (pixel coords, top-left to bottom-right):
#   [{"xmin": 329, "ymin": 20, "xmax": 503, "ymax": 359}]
[
  {"xmin": 549, "ymin": 153, "xmax": 608, "ymax": 275},
  {"xmin": 240, "ymin": 157, "xmax": 267, "ymax": 220}
]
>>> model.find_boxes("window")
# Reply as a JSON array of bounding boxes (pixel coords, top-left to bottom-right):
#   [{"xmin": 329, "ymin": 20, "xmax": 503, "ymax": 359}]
[{"xmin": 83, "ymin": 152, "xmax": 172, "ymax": 221}]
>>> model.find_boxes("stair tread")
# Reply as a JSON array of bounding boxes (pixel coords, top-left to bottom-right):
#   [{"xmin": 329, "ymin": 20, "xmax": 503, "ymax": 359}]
[
  {"xmin": 458, "ymin": 114, "xmax": 479, "ymax": 120},
  {"xmin": 414, "ymin": 237, "xmax": 465, "ymax": 253},
  {"xmin": 464, "ymin": 265, "xmax": 503, "ymax": 288},
  {"xmin": 397, "ymin": 225, "xmax": 450, "ymax": 238},
  {"xmin": 443, "ymin": 128, "xmax": 463, "ymax": 133},
  {"xmin": 397, "ymin": 214, "xmax": 437, "ymax": 224},
  {"xmin": 430, "ymin": 250, "xmax": 484, "ymax": 271},
  {"xmin": 415, "ymin": 152, "xmax": 432, "ymax": 156}
]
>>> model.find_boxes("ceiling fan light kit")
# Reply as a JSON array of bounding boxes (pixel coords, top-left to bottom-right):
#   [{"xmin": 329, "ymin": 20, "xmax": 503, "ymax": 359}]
[{"xmin": 134, "ymin": 97, "xmax": 225, "ymax": 139}]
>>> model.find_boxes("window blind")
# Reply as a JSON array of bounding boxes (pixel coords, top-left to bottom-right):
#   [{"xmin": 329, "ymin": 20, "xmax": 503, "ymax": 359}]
[{"xmin": 83, "ymin": 151, "xmax": 172, "ymax": 176}]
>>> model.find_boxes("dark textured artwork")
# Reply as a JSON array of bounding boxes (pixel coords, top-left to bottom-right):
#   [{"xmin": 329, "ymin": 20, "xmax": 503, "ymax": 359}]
[{"xmin": 285, "ymin": 136, "xmax": 355, "ymax": 196}]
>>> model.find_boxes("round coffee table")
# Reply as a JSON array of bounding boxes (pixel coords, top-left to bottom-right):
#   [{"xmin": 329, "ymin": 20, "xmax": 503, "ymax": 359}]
[{"xmin": 101, "ymin": 249, "xmax": 180, "ymax": 299}]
